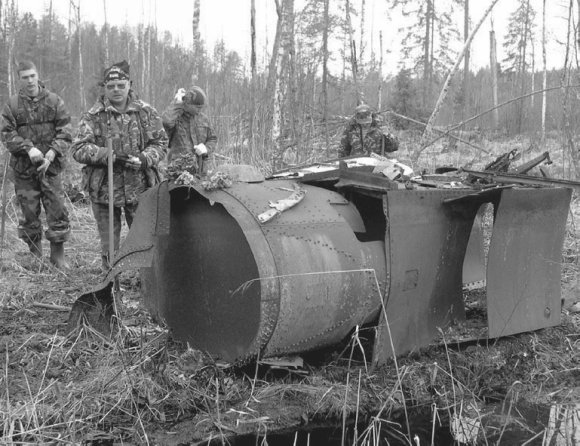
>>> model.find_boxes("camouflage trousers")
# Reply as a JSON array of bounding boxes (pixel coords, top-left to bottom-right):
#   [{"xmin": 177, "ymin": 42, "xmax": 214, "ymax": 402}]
[
  {"xmin": 13, "ymin": 172, "xmax": 70, "ymax": 245},
  {"xmin": 91, "ymin": 201, "xmax": 138, "ymax": 266}
]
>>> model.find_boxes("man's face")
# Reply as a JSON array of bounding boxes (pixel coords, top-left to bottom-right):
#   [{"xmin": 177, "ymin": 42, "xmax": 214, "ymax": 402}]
[
  {"xmin": 183, "ymin": 103, "xmax": 203, "ymax": 115},
  {"xmin": 104, "ymin": 80, "xmax": 130, "ymax": 107},
  {"xmin": 19, "ymin": 69, "xmax": 39, "ymax": 97}
]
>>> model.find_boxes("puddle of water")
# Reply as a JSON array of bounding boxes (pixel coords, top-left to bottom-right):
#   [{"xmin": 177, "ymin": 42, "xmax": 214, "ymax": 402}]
[{"xmin": 203, "ymin": 403, "xmax": 580, "ymax": 446}]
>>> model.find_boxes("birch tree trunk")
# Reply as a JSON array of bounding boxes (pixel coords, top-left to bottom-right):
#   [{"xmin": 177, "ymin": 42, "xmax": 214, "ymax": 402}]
[
  {"xmin": 422, "ymin": 0, "xmax": 433, "ymax": 108},
  {"xmin": 250, "ymin": 0, "xmax": 257, "ymax": 153},
  {"xmin": 463, "ymin": 0, "xmax": 470, "ymax": 119},
  {"xmin": 191, "ymin": 0, "xmax": 201, "ymax": 85},
  {"xmin": 541, "ymin": 0, "xmax": 547, "ymax": 139},
  {"xmin": 517, "ymin": 0, "xmax": 531, "ymax": 133},
  {"xmin": 322, "ymin": 0, "xmax": 330, "ymax": 154},
  {"xmin": 345, "ymin": 0, "xmax": 361, "ymax": 103},
  {"xmin": 103, "ymin": 0, "xmax": 109, "ymax": 65},
  {"xmin": 75, "ymin": 1, "xmax": 86, "ymax": 110},
  {"xmin": 378, "ymin": 30, "xmax": 383, "ymax": 110},
  {"xmin": 421, "ymin": 0, "xmax": 501, "ymax": 157},
  {"xmin": 490, "ymin": 19, "xmax": 499, "ymax": 129},
  {"xmin": 271, "ymin": 0, "xmax": 293, "ymax": 161},
  {"xmin": 359, "ymin": 0, "xmax": 365, "ymax": 74}
]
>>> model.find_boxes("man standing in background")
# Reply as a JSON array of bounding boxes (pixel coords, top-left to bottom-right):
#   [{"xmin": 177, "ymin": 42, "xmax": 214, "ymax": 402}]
[
  {"xmin": 339, "ymin": 104, "xmax": 399, "ymax": 158},
  {"xmin": 162, "ymin": 86, "xmax": 217, "ymax": 171},
  {"xmin": 1, "ymin": 60, "xmax": 72, "ymax": 268},
  {"xmin": 71, "ymin": 60, "xmax": 167, "ymax": 271}
]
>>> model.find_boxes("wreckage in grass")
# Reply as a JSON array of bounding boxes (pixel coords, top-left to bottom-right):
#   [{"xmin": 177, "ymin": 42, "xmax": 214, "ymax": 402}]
[{"xmin": 69, "ymin": 152, "xmax": 577, "ymax": 366}]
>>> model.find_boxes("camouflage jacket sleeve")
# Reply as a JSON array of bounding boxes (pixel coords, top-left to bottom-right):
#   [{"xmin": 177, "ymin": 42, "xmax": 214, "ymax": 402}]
[
  {"xmin": 50, "ymin": 95, "xmax": 73, "ymax": 158},
  {"xmin": 161, "ymin": 99, "xmax": 183, "ymax": 131},
  {"xmin": 0, "ymin": 100, "xmax": 32, "ymax": 156},
  {"xmin": 140, "ymin": 105, "xmax": 169, "ymax": 168},
  {"xmin": 71, "ymin": 114, "xmax": 109, "ymax": 166},
  {"xmin": 338, "ymin": 124, "xmax": 352, "ymax": 158}
]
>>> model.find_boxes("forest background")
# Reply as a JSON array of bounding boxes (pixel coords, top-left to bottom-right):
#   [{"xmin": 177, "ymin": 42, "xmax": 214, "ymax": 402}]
[{"xmin": 1, "ymin": 0, "xmax": 580, "ymax": 177}]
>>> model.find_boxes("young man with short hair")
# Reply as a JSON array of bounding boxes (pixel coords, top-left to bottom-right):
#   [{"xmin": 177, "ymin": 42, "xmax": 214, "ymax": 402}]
[{"xmin": 1, "ymin": 60, "xmax": 72, "ymax": 268}]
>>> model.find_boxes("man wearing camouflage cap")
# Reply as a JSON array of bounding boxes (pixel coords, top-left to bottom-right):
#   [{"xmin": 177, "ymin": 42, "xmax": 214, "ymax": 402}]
[
  {"xmin": 162, "ymin": 86, "xmax": 217, "ymax": 169},
  {"xmin": 71, "ymin": 60, "xmax": 168, "ymax": 270},
  {"xmin": 339, "ymin": 104, "xmax": 399, "ymax": 158},
  {"xmin": 1, "ymin": 60, "xmax": 72, "ymax": 268}
]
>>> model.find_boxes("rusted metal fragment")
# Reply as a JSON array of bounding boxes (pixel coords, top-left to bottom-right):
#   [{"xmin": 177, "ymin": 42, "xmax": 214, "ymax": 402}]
[
  {"xmin": 141, "ymin": 181, "xmax": 385, "ymax": 363},
  {"xmin": 462, "ymin": 169, "xmax": 580, "ymax": 192},
  {"xmin": 486, "ymin": 187, "xmax": 571, "ymax": 338},
  {"xmin": 373, "ymin": 189, "xmax": 479, "ymax": 365},
  {"xmin": 67, "ymin": 183, "xmax": 170, "ymax": 333}
]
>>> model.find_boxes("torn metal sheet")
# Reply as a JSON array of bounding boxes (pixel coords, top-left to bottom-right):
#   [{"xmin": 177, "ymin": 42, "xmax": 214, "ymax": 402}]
[
  {"xmin": 372, "ymin": 189, "xmax": 480, "ymax": 365},
  {"xmin": 486, "ymin": 187, "xmax": 571, "ymax": 338}
]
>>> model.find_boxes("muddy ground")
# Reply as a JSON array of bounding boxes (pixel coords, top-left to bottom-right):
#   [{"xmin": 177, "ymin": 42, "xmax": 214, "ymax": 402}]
[{"xmin": 0, "ymin": 190, "xmax": 579, "ymax": 445}]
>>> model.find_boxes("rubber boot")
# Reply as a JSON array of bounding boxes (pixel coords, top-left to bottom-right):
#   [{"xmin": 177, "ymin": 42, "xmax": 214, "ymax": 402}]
[{"xmin": 50, "ymin": 242, "xmax": 69, "ymax": 269}]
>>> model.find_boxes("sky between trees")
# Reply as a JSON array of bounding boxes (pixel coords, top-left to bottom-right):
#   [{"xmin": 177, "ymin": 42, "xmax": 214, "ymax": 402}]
[{"xmin": 15, "ymin": 0, "xmax": 569, "ymax": 75}]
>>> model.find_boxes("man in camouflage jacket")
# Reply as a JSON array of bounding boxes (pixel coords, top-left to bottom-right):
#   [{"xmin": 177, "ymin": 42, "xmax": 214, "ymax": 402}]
[
  {"xmin": 339, "ymin": 104, "xmax": 399, "ymax": 158},
  {"xmin": 71, "ymin": 60, "xmax": 168, "ymax": 270},
  {"xmin": 162, "ymin": 86, "xmax": 217, "ymax": 168},
  {"xmin": 1, "ymin": 60, "xmax": 72, "ymax": 268}
]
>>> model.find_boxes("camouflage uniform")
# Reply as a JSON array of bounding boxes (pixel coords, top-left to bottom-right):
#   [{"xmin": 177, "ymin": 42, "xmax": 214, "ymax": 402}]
[
  {"xmin": 1, "ymin": 83, "xmax": 72, "ymax": 247},
  {"xmin": 162, "ymin": 98, "xmax": 217, "ymax": 162},
  {"xmin": 339, "ymin": 114, "xmax": 399, "ymax": 158},
  {"xmin": 71, "ymin": 91, "xmax": 168, "ymax": 261}
]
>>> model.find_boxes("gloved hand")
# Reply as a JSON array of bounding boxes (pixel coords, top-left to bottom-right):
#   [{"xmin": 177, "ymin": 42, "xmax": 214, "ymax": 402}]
[
  {"xmin": 124, "ymin": 155, "xmax": 143, "ymax": 169},
  {"xmin": 194, "ymin": 143, "xmax": 208, "ymax": 156},
  {"xmin": 174, "ymin": 88, "xmax": 186, "ymax": 104},
  {"xmin": 36, "ymin": 158, "xmax": 51, "ymax": 175},
  {"xmin": 44, "ymin": 149, "xmax": 56, "ymax": 163},
  {"xmin": 96, "ymin": 145, "xmax": 111, "ymax": 162},
  {"xmin": 28, "ymin": 147, "xmax": 44, "ymax": 163}
]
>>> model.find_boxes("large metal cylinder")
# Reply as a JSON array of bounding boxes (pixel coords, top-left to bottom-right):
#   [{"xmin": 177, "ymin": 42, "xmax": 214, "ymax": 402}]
[{"xmin": 142, "ymin": 181, "xmax": 386, "ymax": 363}]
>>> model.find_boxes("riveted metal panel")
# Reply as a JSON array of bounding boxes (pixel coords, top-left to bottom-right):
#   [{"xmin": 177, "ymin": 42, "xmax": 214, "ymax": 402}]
[
  {"xmin": 225, "ymin": 182, "xmax": 385, "ymax": 357},
  {"xmin": 487, "ymin": 187, "xmax": 571, "ymax": 338},
  {"xmin": 373, "ymin": 189, "xmax": 478, "ymax": 365}
]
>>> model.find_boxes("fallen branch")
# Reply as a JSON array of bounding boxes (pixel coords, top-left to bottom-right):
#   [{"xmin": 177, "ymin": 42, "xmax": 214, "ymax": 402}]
[{"xmin": 32, "ymin": 302, "xmax": 71, "ymax": 312}]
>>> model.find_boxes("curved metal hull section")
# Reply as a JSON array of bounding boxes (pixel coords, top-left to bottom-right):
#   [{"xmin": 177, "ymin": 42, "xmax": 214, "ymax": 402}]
[{"xmin": 142, "ymin": 181, "xmax": 386, "ymax": 362}]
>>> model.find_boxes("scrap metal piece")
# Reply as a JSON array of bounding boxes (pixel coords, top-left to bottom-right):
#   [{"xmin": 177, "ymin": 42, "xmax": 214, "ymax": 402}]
[
  {"xmin": 67, "ymin": 183, "xmax": 170, "ymax": 334},
  {"xmin": 461, "ymin": 168, "xmax": 580, "ymax": 192},
  {"xmin": 486, "ymin": 187, "xmax": 572, "ymax": 338},
  {"xmin": 372, "ymin": 189, "xmax": 479, "ymax": 365},
  {"xmin": 141, "ymin": 181, "xmax": 385, "ymax": 363}
]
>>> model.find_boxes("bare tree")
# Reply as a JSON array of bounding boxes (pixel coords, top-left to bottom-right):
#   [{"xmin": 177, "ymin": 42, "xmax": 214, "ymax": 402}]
[
  {"xmin": 359, "ymin": 0, "xmax": 365, "ymax": 73},
  {"xmin": 271, "ymin": 0, "xmax": 294, "ymax": 158},
  {"xmin": 421, "ymin": 0, "xmax": 501, "ymax": 156},
  {"xmin": 72, "ymin": 0, "xmax": 85, "ymax": 110},
  {"xmin": 541, "ymin": 0, "xmax": 546, "ymax": 139},
  {"xmin": 490, "ymin": 18, "xmax": 499, "ymax": 129},
  {"xmin": 191, "ymin": 0, "xmax": 200, "ymax": 85},
  {"xmin": 322, "ymin": 0, "xmax": 330, "ymax": 153},
  {"xmin": 345, "ymin": 0, "xmax": 361, "ymax": 103},
  {"xmin": 102, "ymin": 0, "xmax": 109, "ymax": 65},
  {"xmin": 462, "ymin": 0, "xmax": 470, "ymax": 119},
  {"xmin": 249, "ymin": 0, "xmax": 257, "ymax": 152},
  {"xmin": 378, "ymin": 30, "xmax": 383, "ymax": 110}
]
